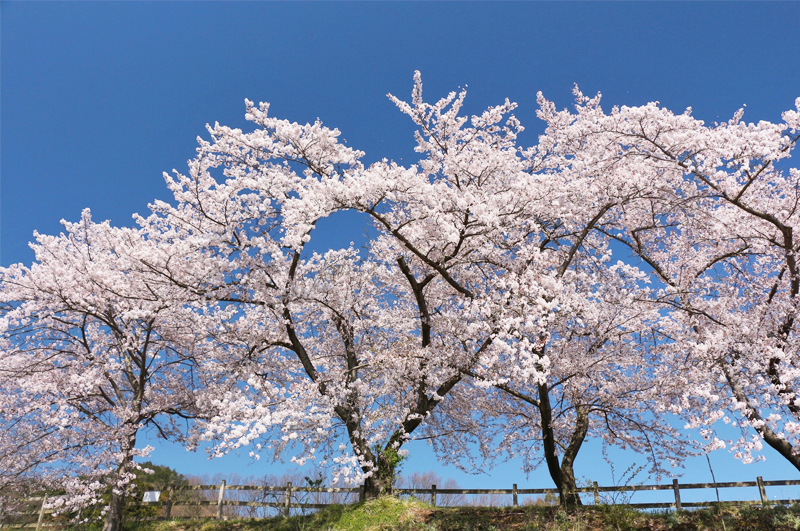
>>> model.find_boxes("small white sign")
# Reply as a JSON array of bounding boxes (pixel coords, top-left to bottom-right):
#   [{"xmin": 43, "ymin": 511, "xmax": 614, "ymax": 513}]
[{"xmin": 142, "ymin": 491, "xmax": 161, "ymax": 503}]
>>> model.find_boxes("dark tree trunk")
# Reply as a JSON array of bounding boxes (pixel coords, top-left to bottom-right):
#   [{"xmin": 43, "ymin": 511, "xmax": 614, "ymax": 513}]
[
  {"xmin": 558, "ymin": 470, "xmax": 582, "ymax": 507},
  {"xmin": 101, "ymin": 430, "xmax": 138, "ymax": 531},
  {"xmin": 361, "ymin": 446, "xmax": 401, "ymax": 499},
  {"xmin": 538, "ymin": 383, "xmax": 569, "ymax": 504},
  {"xmin": 538, "ymin": 384, "xmax": 588, "ymax": 507},
  {"xmin": 558, "ymin": 404, "xmax": 589, "ymax": 507},
  {"xmin": 101, "ymin": 488, "xmax": 126, "ymax": 531},
  {"xmin": 361, "ymin": 469, "xmax": 393, "ymax": 499}
]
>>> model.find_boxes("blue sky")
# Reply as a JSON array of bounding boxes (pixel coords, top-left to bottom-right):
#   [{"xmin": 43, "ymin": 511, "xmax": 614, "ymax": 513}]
[{"xmin": 4, "ymin": 1, "xmax": 800, "ymax": 502}]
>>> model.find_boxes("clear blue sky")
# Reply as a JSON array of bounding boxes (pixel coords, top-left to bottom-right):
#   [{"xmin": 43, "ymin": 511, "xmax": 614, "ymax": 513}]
[{"xmin": 3, "ymin": 1, "xmax": 800, "ymax": 503}]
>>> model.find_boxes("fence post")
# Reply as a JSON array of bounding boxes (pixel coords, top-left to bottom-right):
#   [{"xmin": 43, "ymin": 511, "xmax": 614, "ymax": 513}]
[
  {"xmin": 35, "ymin": 495, "xmax": 48, "ymax": 531},
  {"xmin": 593, "ymin": 481, "xmax": 599, "ymax": 505},
  {"xmin": 512, "ymin": 484, "xmax": 518, "ymax": 507},
  {"xmin": 431, "ymin": 484, "xmax": 437, "ymax": 507},
  {"xmin": 165, "ymin": 484, "xmax": 174, "ymax": 519},
  {"xmin": 216, "ymin": 480, "xmax": 226, "ymax": 520},
  {"xmin": 757, "ymin": 476, "xmax": 768, "ymax": 505},
  {"xmin": 284, "ymin": 482, "xmax": 292, "ymax": 517},
  {"xmin": 358, "ymin": 485, "xmax": 365, "ymax": 503},
  {"xmin": 672, "ymin": 479, "xmax": 682, "ymax": 511}
]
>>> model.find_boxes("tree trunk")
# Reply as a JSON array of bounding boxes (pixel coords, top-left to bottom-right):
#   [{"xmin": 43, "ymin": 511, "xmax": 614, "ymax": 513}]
[
  {"xmin": 361, "ymin": 450, "xmax": 398, "ymax": 499},
  {"xmin": 101, "ymin": 430, "xmax": 138, "ymax": 531},
  {"xmin": 101, "ymin": 488, "xmax": 126, "ymax": 531},
  {"xmin": 558, "ymin": 467, "xmax": 583, "ymax": 506},
  {"xmin": 559, "ymin": 404, "xmax": 589, "ymax": 507},
  {"xmin": 538, "ymin": 384, "xmax": 586, "ymax": 507},
  {"xmin": 361, "ymin": 471, "xmax": 392, "ymax": 499}
]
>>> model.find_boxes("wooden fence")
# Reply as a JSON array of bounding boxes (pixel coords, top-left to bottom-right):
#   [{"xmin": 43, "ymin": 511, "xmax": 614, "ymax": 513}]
[{"xmin": 8, "ymin": 476, "xmax": 800, "ymax": 529}]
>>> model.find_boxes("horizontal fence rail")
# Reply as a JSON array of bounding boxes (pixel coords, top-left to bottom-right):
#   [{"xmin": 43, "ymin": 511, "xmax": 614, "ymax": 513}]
[{"xmin": 7, "ymin": 476, "xmax": 800, "ymax": 529}]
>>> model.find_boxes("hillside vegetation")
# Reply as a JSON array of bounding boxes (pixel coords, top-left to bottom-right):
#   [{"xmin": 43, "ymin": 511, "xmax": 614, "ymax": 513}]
[{"xmin": 68, "ymin": 497, "xmax": 800, "ymax": 531}]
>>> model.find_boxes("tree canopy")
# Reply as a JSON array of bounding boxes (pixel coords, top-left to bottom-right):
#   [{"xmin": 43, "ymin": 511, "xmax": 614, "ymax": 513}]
[{"xmin": 2, "ymin": 75, "xmax": 798, "ymax": 529}]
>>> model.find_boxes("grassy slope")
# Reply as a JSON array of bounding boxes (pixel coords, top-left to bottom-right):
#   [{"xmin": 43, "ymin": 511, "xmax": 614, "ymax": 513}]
[{"xmin": 109, "ymin": 497, "xmax": 800, "ymax": 531}]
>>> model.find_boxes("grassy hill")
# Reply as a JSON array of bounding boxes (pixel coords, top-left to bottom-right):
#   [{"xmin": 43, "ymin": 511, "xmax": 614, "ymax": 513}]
[{"xmin": 92, "ymin": 496, "xmax": 800, "ymax": 531}]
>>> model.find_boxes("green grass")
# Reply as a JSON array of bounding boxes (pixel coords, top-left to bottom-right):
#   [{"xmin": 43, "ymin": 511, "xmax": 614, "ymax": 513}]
[{"xmin": 59, "ymin": 498, "xmax": 800, "ymax": 531}]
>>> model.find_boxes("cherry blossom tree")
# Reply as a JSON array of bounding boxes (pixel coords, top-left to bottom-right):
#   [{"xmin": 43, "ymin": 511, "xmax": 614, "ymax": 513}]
[
  {"xmin": 533, "ymin": 90, "xmax": 800, "ymax": 470},
  {"xmin": 273, "ymin": 74, "xmax": 689, "ymax": 503},
  {"xmin": 135, "ymin": 90, "xmax": 528, "ymax": 496},
  {"xmin": 9, "ymin": 72, "xmax": 795, "ymax": 514},
  {"xmin": 425, "ymin": 261, "xmax": 688, "ymax": 506},
  {"xmin": 0, "ymin": 211, "xmax": 207, "ymax": 531},
  {"xmin": 137, "ymin": 73, "xmax": 697, "ymax": 503}
]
